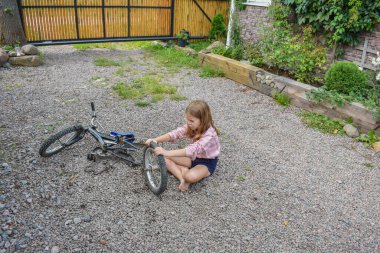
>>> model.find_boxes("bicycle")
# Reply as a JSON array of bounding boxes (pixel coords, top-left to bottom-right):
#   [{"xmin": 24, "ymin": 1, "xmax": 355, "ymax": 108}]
[{"xmin": 38, "ymin": 102, "xmax": 168, "ymax": 195}]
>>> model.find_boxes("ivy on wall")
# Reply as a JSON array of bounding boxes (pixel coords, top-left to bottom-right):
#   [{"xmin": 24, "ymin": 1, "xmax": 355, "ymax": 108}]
[{"xmin": 282, "ymin": 0, "xmax": 380, "ymax": 47}]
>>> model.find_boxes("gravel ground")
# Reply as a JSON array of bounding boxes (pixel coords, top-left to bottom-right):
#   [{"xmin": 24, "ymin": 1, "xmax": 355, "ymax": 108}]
[{"xmin": 0, "ymin": 45, "xmax": 379, "ymax": 253}]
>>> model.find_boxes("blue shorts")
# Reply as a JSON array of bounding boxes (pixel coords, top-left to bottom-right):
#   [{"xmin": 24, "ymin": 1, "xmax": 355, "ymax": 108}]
[{"xmin": 191, "ymin": 158, "xmax": 218, "ymax": 175}]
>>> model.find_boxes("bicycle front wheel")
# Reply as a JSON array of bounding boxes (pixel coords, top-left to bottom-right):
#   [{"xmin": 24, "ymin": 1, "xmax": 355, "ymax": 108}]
[
  {"xmin": 39, "ymin": 125, "xmax": 85, "ymax": 157},
  {"xmin": 143, "ymin": 146, "xmax": 168, "ymax": 195}
]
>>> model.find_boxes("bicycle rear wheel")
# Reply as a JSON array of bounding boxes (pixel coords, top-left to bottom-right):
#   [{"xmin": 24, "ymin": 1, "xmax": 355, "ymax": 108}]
[
  {"xmin": 143, "ymin": 146, "xmax": 168, "ymax": 195},
  {"xmin": 39, "ymin": 125, "xmax": 85, "ymax": 157}
]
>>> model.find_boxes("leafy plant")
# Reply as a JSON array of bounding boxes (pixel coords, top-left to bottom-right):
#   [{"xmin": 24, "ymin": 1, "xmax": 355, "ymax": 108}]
[
  {"xmin": 208, "ymin": 14, "xmax": 227, "ymax": 41},
  {"xmin": 212, "ymin": 45, "xmax": 243, "ymax": 61},
  {"xmin": 243, "ymin": 43, "xmax": 265, "ymax": 67},
  {"xmin": 255, "ymin": 1, "xmax": 327, "ymax": 84},
  {"xmin": 282, "ymin": 0, "xmax": 380, "ymax": 47},
  {"xmin": 355, "ymin": 130, "xmax": 379, "ymax": 147},
  {"xmin": 235, "ymin": 0, "xmax": 247, "ymax": 11},
  {"xmin": 324, "ymin": 61, "xmax": 368, "ymax": 95},
  {"xmin": 307, "ymin": 88, "xmax": 352, "ymax": 107},
  {"xmin": 176, "ymin": 33, "xmax": 189, "ymax": 40},
  {"xmin": 2, "ymin": 42, "xmax": 20, "ymax": 52},
  {"xmin": 272, "ymin": 91, "xmax": 291, "ymax": 107},
  {"xmin": 298, "ymin": 111, "xmax": 346, "ymax": 135},
  {"xmin": 230, "ymin": 11, "xmax": 242, "ymax": 47}
]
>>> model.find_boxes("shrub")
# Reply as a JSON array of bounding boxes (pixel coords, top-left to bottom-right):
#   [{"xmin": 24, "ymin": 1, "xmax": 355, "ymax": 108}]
[
  {"xmin": 208, "ymin": 14, "xmax": 227, "ymax": 41},
  {"xmin": 324, "ymin": 61, "xmax": 368, "ymax": 95},
  {"xmin": 243, "ymin": 43, "xmax": 264, "ymax": 67}
]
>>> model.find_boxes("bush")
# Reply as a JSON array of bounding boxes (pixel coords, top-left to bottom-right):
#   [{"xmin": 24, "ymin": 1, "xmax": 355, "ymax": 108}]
[
  {"xmin": 209, "ymin": 14, "xmax": 227, "ymax": 41},
  {"xmin": 324, "ymin": 61, "xmax": 368, "ymax": 95},
  {"xmin": 243, "ymin": 43, "xmax": 264, "ymax": 67}
]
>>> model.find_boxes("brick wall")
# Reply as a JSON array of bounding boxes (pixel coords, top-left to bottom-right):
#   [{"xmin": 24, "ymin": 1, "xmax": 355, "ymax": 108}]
[{"xmin": 239, "ymin": 5, "xmax": 380, "ymax": 70}]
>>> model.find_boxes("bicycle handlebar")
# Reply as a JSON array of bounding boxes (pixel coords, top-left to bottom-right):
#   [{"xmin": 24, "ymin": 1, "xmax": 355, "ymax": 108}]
[{"xmin": 91, "ymin": 102, "xmax": 95, "ymax": 112}]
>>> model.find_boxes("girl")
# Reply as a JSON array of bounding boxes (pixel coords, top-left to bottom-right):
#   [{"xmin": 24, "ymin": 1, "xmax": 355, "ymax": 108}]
[{"xmin": 145, "ymin": 100, "xmax": 220, "ymax": 192}]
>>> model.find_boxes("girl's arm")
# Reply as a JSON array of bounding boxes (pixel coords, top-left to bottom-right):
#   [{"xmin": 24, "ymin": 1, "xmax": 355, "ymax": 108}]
[
  {"xmin": 145, "ymin": 125, "xmax": 186, "ymax": 146},
  {"xmin": 145, "ymin": 133, "xmax": 171, "ymax": 146}
]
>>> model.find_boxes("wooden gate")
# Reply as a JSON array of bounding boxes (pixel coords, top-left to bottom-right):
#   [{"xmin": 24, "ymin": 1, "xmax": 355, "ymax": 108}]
[{"xmin": 17, "ymin": 0, "xmax": 230, "ymax": 45}]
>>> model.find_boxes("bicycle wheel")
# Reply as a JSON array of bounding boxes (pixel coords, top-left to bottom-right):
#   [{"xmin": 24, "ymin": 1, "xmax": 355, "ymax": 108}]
[
  {"xmin": 39, "ymin": 125, "xmax": 85, "ymax": 157},
  {"xmin": 143, "ymin": 146, "xmax": 168, "ymax": 195}
]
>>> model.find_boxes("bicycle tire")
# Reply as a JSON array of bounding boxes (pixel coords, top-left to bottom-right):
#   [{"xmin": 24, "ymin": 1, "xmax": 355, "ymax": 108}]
[
  {"xmin": 39, "ymin": 125, "xmax": 85, "ymax": 157},
  {"xmin": 143, "ymin": 146, "xmax": 168, "ymax": 195}
]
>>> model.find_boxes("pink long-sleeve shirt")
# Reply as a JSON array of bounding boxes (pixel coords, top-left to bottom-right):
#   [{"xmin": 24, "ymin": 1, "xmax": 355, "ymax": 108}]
[{"xmin": 168, "ymin": 124, "xmax": 220, "ymax": 160}]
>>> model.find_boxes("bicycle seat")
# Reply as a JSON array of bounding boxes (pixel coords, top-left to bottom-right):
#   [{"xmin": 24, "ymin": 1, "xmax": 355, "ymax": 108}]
[{"xmin": 110, "ymin": 131, "xmax": 135, "ymax": 143}]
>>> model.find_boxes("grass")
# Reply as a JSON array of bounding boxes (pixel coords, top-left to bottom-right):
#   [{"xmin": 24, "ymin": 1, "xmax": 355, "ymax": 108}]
[
  {"xmin": 298, "ymin": 111, "xmax": 346, "ymax": 135},
  {"xmin": 189, "ymin": 41, "xmax": 211, "ymax": 52},
  {"xmin": 199, "ymin": 65, "xmax": 224, "ymax": 78},
  {"xmin": 364, "ymin": 163, "xmax": 374, "ymax": 168},
  {"xmin": 170, "ymin": 94, "xmax": 187, "ymax": 101},
  {"xmin": 89, "ymin": 76, "xmax": 108, "ymax": 88},
  {"xmin": 144, "ymin": 44, "xmax": 200, "ymax": 72},
  {"xmin": 114, "ymin": 66, "xmax": 132, "ymax": 76},
  {"xmin": 94, "ymin": 57, "xmax": 123, "ymax": 67},
  {"xmin": 272, "ymin": 91, "xmax": 291, "ymax": 107},
  {"xmin": 237, "ymin": 175, "xmax": 246, "ymax": 181},
  {"xmin": 113, "ymin": 75, "xmax": 181, "ymax": 105},
  {"xmin": 73, "ymin": 41, "xmax": 151, "ymax": 51},
  {"xmin": 135, "ymin": 101, "xmax": 150, "ymax": 107},
  {"xmin": 4, "ymin": 83, "xmax": 23, "ymax": 91}
]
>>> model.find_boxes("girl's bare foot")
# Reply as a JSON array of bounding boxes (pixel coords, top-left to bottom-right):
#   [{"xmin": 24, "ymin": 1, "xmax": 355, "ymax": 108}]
[{"xmin": 179, "ymin": 180, "xmax": 190, "ymax": 192}]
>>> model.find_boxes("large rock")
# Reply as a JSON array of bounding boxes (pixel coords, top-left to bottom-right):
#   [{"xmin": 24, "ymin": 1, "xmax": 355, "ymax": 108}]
[
  {"xmin": 343, "ymin": 124, "xmax": 359, "ymax": 138},
  {"xmin": 9, "ymin": 55, "xmax": 43, "ymax": 67},
  {"xmin": 21, "ymin": 44, "xmax": 40, "ymax": 55},
  {"xmin": 200, "ymin": 41, "xmax": 225, "ymax": 54},
  {"xmin": 0, "ymin": 49, "xmax": 9, "ymax": 67}
]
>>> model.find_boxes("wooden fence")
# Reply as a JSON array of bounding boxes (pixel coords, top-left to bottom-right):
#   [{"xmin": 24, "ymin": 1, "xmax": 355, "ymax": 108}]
[{"xmin": 17, "ymin": 0, "xmax": 230, "ymax": 44}]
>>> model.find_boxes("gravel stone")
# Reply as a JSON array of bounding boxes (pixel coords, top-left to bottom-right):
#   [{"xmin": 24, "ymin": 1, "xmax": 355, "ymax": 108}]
[
  {"xmin": 51, "ymin": 246, "xmax": 59, "ymax": 253},
  {"xmin": 0, "ymin": 45, "xmax": 379, "ymax": 252}
]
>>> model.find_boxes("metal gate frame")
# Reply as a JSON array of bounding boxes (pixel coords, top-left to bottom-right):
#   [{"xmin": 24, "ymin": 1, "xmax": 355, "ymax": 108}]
[{"xmin": 17, "ymin": 0, "xmax": 227, "ymax": 46}]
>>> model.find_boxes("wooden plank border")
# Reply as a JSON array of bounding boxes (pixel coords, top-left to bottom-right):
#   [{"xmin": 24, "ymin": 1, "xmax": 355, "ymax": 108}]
[{"xmin": 199, "ymin": 52, "xmax": 380, "ymax": 134}]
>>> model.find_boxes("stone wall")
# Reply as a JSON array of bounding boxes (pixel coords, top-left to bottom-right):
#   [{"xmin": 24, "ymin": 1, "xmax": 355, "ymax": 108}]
[
  {"xmin": 342, "ymin": 25, "xmax": 380, "ymax": 69},
  {"xmin": 239, "ymin": 5, "xmax": 380, "ymax": 70},
  {"xmin": 239, "ymin": 5, "xmax": 270, "ymax": 43}
]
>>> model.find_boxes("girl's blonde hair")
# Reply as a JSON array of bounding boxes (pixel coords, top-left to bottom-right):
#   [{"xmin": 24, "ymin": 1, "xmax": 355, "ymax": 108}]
[{"xmin": 185, "ymin": 100, "xmax": 219, "ymax": 140}]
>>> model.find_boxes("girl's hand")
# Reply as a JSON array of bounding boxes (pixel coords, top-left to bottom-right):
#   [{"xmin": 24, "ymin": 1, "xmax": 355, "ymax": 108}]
[
  {"xmin": 154, "ymin": 147, "xmax": 166, "ymax": 156},
  {"xmin": 145, "ymin": 138, "xmax": 156, "ymax": 146}
]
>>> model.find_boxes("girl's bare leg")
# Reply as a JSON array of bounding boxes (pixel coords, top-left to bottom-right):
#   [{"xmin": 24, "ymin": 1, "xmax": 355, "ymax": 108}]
[
  {"xmin": 180, "ymin": 165, "xmax": 210, "ymax": 192},
  {"xmin": 164, "ymin": 157, "xmax": 191, "ymax": 191}
]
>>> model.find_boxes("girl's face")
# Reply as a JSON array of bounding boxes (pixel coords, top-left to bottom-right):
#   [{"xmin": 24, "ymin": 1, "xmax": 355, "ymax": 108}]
[{"xmin": 185, "ymin": 113, "xmax": 201, "ymax": 131}]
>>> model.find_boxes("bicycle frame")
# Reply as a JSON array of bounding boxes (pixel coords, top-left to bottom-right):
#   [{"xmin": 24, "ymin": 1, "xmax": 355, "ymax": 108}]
[{"xmin": 83, "ymin": 102, "xmax": 142, "ymax": 165}]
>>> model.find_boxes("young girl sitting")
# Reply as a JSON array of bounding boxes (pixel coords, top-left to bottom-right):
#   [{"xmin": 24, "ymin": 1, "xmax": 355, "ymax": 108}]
[{"xmin": 145, "ymin": 100, "xmax": 220, "ymax": 192}]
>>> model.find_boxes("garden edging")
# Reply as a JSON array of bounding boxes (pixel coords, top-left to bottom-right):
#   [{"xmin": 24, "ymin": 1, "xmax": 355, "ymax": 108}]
[{"xmin": 199, "ymin": 52, "xmax": 380, "ymax": 134}]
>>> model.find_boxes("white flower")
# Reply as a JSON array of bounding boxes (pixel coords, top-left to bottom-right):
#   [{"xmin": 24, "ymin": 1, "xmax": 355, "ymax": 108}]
[{"xmin": 376, "ymin": 72, "xmax": 380, "ymax": 81}]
